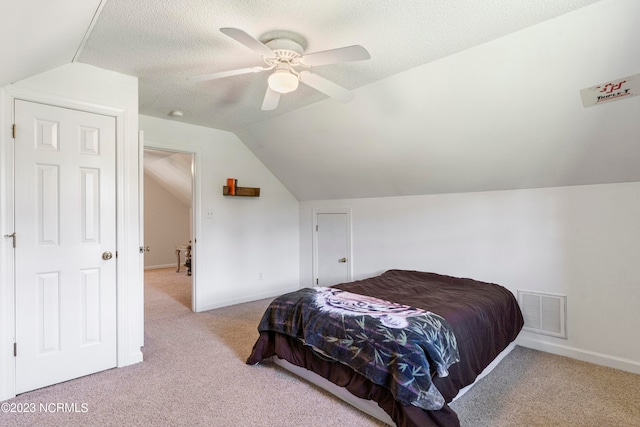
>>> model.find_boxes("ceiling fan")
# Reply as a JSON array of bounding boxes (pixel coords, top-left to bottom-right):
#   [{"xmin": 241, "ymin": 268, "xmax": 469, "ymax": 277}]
[{"xmin": 188, "ymin": 28, "xmax": 371, "ymax": 110}]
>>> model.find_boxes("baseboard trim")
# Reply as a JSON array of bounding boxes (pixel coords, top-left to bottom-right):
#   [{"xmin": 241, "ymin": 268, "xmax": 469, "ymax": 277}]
[
  {"xmin": 517, "ymin": 336, "xmax": 640, "ymax": 375},
  {"xmin": 196, "ymin": 286, "xmax": 299, "ymax": 313},
  {"xmin": 144, "ymin": 264, "xmax": 176, "ymax": 270}
]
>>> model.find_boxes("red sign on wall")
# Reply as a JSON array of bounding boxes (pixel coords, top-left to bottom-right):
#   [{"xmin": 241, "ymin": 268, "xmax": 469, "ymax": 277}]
[{"xmin": 580, "ymin": 73, "xmax": 639, "ymax": 107}]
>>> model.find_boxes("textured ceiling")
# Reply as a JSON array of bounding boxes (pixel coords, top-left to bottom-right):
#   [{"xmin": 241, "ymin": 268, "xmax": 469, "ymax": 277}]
[
  {"xmin": 13, "ymin": 0, "xmax": 638, "ymax": 202},
  {"xmin": 235, "ymin": 0, "xmax": 640, "ymax": 200},
  {"xmin": 78, "ymin": 0, "xmax": 603, "ymax": 132}
]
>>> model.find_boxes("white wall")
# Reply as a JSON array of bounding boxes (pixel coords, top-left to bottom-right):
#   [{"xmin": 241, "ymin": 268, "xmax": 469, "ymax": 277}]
[
  {"xmin": 300, "ymin": 182, "xmax": 640, "ymax": 374},
  {"xmin": 144, "ymin": 172, "xmax": 191, "ymax": 269},
  {"xmin": 0, "ymin": 62, "xmax": 142, "ymax": 401},
  {"xmin": 140, "ymin": 115, "xmax": 300, "ymax": 311}
]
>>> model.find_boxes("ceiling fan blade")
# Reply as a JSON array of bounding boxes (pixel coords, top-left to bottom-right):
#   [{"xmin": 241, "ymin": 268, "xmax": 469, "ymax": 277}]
[
  {"xmin": 188, "ymin": 66, "xmax": 265, "ymax": 82},
  {"xmin": 220, "ymin": 27, "xmax": 275, "ymax": 58},
  {"xmin": 299, "ymin": 71, "xmax": 355, "ymax": 103},
  {"xmin": 261, "ymin": 87, "xmax": 281, "ymax": 111},
  {"xmin": 300, "ymin": 45, "xmax": 370, "ymax": 67}
]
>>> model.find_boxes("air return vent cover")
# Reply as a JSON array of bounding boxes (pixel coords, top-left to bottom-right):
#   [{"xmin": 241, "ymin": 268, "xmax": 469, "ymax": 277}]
[{"xmin": 517, "ymin": 290, "xmax": 567, "ymax": 339}]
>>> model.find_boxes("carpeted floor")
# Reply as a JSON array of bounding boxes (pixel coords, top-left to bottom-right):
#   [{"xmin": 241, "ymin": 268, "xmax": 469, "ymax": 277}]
[
  {"xmin": 450, "ymin": 343, "xmax": 640, "ymax": 426},
  {"xmin": 2, "ymin": 268, "xmax": 639, "ymax": 426}
]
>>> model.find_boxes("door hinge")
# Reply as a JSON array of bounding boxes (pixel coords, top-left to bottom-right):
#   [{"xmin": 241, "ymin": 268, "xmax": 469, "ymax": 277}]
[
  {"xmin": 4, "ymin": 232, "xmax": 16, "ymax": 248},
  {"xmin": 13, "ymin": 342, "xmax": 17, "ymax": 357},
  {"xmin": 316, "ymin": 278, "xmax": 319, "ymax": 285},
  {"xmin": 12, "ymin": 124, "xmax": 16, "ymax": 139},
  {"xmin": 316, "ymin": 225, "xmax": 318, "ymax": 231}
]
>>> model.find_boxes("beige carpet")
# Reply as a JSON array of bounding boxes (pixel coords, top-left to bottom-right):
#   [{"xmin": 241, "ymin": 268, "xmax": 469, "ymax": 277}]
[
  {"xmin": 450, "ymin": 344, "xmax": 640, "ymax": 426},
  {"xmin": 2, "ymin": 268, "xmax": 639, "ymax": 426}
]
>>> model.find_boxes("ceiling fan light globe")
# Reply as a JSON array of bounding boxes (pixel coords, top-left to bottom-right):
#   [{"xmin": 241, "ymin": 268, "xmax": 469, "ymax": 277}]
[{"xmin": 268, "ymin": 71, "xmax": 299, "ymax": 94}]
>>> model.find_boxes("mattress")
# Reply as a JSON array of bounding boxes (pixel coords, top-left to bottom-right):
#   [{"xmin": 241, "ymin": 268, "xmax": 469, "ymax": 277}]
[
  {"xmin": 247, "ymin": 269, "xmax": 524, "ymax": 426},
  {"xmin": 271, "ymin": 341, "xmax": 516, "ymax": 425}
]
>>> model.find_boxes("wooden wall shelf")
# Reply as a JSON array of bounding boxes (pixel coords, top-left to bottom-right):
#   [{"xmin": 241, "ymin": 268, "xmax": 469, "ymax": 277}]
[{"xmin": 223, "ymin": 186, "xmax": 260, "ymax": 197}]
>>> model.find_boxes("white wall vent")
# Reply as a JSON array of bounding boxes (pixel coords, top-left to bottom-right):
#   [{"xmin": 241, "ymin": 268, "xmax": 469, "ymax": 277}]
[{"xmin": 517, "ymin": 290, "xmax": 567, "ymax": 339}]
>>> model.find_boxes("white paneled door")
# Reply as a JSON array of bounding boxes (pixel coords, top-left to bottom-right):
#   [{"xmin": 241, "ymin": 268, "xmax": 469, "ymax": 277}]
[
  {"xmin": 316, "ymin": 212, "xmax": 350, "ymax": 286},
  {"xmin": 14, "ymin": 100, "xmax": 117, "ymax": 393}
]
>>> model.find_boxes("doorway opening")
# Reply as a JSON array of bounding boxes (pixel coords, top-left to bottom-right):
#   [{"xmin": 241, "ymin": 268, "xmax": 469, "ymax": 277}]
[{"xmin": 143, "ymin": 148, "xmax": 195, "ymax": 311}]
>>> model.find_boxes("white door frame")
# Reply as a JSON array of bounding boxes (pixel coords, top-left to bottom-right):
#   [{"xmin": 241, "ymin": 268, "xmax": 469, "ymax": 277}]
[
  {"xmin": 143, "ymin": 140, "xmax": 201, "ymax": 312},
  {"xmin": 0, "ymin": 86, "xmax": 141, "ymax": 400},
  {"xmin": 312, "ymin": 208, "xmax": 353, "ymax": 286}
]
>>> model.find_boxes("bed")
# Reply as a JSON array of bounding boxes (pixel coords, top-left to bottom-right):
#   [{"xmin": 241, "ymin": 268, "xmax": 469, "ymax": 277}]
[{"xmin": 247, "ymin": 269, "xmax": 524, "ymax": 427}]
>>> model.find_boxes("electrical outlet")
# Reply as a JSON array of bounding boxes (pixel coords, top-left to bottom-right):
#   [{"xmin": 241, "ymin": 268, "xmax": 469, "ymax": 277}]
[{"xmin": 205, "ymin": 210, "xmax": 214, "ymax": 219}]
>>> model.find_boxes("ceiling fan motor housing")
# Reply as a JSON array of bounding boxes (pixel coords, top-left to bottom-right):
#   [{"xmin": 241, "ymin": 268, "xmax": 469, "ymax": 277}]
[{"xmin": 264, "ymin": 38, "xmax": 304, "ymax": 59}]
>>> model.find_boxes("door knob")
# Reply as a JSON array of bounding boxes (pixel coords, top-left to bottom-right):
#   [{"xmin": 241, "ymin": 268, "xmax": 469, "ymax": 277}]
[
  {"xmin": 102, "ymin": 251, "xmax": 113, "ymax": 260},
  {"xmin": 338, "ymin": 257, "xmax": 347, "ymax": 263}
]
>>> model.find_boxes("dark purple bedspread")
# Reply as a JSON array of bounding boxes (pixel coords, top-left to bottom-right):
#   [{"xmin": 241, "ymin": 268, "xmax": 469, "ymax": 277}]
[{"xmin": 247, "ymin": 269, "xmax": 524, "ymax": 427}]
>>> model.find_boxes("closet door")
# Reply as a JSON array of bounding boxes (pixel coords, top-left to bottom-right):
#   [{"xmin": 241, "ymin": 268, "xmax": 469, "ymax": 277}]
[
  {"xmin": 14, "ymin": 99, "xmax": 117, "ymax": 393},
  {"xmin": 315, "ymin": 211, "xmax": 351, "ymax": 286}
]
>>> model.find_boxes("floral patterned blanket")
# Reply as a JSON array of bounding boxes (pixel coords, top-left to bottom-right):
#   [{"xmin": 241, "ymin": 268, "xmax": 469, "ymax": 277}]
[{"xmin": 256, "ymin": 287, "xmax": 460, "ymax": 410}]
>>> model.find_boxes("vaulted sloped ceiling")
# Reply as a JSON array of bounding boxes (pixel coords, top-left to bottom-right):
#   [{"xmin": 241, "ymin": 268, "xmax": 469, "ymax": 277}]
[
  {"xmin": 6, "ymin": 0, "xmax": 639, "ymax": 201},
  {"xmin": 236, "ymin": 0, "xmax": 640, "ymax": 200},
  {"xmin": 144, "ymin": 149, "xmax": 193, "ymax": 207},
  {"xmin": 78, "ymin": 0, "xmax": 604, "ymax": 132},
  {"xmin": 0, "ymin": 0, "xmax": 104, "ymax": 87}
]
